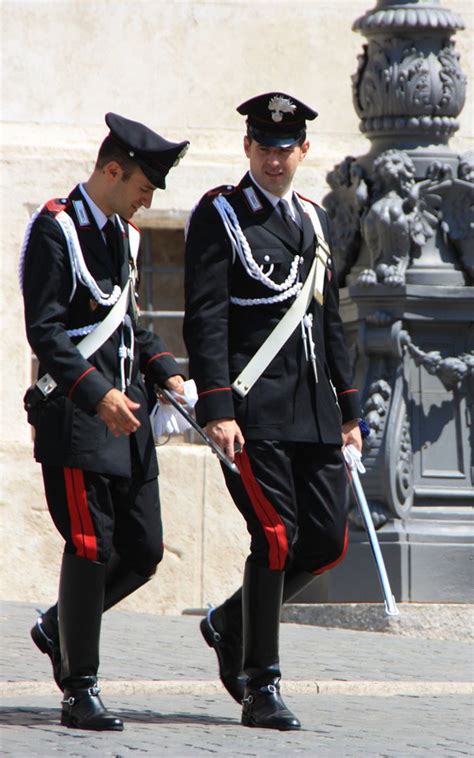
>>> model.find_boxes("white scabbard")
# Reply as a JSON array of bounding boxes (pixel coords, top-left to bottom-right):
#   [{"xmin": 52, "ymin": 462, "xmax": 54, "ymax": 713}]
[{"xmin": 343, "ymin": 446, "xmax": 399, "ymax": 617}]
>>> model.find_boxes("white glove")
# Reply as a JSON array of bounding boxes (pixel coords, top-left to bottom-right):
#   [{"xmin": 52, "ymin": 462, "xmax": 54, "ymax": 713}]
[
  {"xmin": 150, "ymin": 379, "xmax": 198, "ymax": 440},
  {"xmin": 342, "ymin": 443, "xmax": 366, "ymax": 474}
]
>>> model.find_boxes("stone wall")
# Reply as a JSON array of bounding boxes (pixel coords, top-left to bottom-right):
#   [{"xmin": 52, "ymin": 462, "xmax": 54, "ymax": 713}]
[
  {"xmin": 0, "ymin": 440, "xmax": 249, "ymax": 613},
  {"xmin": 1, "ymin": 0, "xmax": 472, "ymax": 610}
]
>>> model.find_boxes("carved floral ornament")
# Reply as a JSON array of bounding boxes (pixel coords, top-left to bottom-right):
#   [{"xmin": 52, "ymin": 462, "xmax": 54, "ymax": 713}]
[
  {"xmin": 351, "ymin": 3, "xmax": 466, "ymax": 138},
  {"xmin": 400, "ymin": 333, "xmax": 474, "ymax": 394},
  {"xmin": 352, "ymin": 39, "xmax": 466, "ymax": 136}
]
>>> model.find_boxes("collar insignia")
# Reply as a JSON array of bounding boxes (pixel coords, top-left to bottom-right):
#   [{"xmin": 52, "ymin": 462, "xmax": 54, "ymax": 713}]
[
  {"xmin": 73, "ymin": 199, "xmax": 90, "ymax": 227},
  {"xmin": 243, "ymin": 186, "xmax": 263, "ymax": 212}
]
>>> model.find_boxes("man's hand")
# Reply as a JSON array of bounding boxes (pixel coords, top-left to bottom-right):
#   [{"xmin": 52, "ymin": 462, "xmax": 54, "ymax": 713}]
[
  {"xmin": 205, "ymin": 418, "xmax": 245, "ymax": 462},
  {"xmin": 96, "ymin": 388, "xmax": 141, "ymax": 437},
  {"xmin": 158, "ymin": 374, "xmax": 186, "ymax": 404},
  {"xmin": 342, "ymin": 418, "xmax": 363, "ymax": 453},
  {"xmin": 164, "ymin": 374, "xmax": 185, "ymax": 393}
]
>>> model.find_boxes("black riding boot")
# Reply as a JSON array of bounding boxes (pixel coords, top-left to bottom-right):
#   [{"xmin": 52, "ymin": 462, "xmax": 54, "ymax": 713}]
[
  {"xmin": 200, "ymin": 587, "xmax": 247, "ymax": 703},
  {"xmin": 30, "ymin": 603, "xmax": 62, "ymax": 690},
  {"xmin": 58, "ymin": 552, "xmax": 123, "ymax": 731},
  {"xmin": 241, "ymin": 561, "xmax": 300, "ymax": 730},
  {"xmin": 200, "ymin": 566, "xmax": 316, "ymax": 704},
  {"xmin": 283, "ymin": 568, "xmax": 317, "ymax": 604},
  {"xmin": 31, "ymin": 551, "xmax": 150, "ymax": 692},
  {"xmin": 101, "ymin": 551, "xmax": 152, "ymax": 611}
]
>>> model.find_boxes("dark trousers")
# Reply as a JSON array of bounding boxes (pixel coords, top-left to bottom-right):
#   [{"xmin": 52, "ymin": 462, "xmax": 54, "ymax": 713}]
[
  {"xmin": 223, "ymin": 440, "xmax": 348, "ymax": 573},
  {"xmin": 41, "ymin": 443, "xmax": 163, "ymax": 577}
]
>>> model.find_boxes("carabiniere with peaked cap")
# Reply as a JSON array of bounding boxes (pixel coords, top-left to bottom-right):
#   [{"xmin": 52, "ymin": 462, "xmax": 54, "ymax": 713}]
[
  {"xmin": 21, "ymin": 110, "xmax": 190, "ymax": 731},
  {"xmin": 184, "ymin": 89, "xmax": 362, "ymax": 732},
  {"xmin": 105, "ymin": 112, "xmax": 189, "ymax": 189},
  {"xmin": 237, "ymin": 91, "xmax": 318, "ymax": 147}
]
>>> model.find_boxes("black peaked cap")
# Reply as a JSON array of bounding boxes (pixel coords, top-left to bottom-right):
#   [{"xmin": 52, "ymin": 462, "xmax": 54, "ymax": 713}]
[
  {"xmin": 237, "ymin": 92, "xmax": 318, "ymax": 147},
  {"xmin": 105, "ymin": 112, "xmax": 189, "ymax": 189}
]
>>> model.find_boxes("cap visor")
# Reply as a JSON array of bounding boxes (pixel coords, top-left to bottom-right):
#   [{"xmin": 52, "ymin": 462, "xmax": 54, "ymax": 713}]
[
  {"xmin": 139, "ymin": 162, "xmax": 166, "ymax": 190},
  {"xmin": 249, "ymin": 126, "xmax": 303, "ymax": 148}
]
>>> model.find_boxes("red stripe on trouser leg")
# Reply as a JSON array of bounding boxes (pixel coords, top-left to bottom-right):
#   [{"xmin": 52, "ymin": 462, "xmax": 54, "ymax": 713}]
[
  {"xmin": 236, "ymin": 449, "xmax": 288, "ymax": 570},
  {"xmin": 63, "ymin": 468, "xmax": 98, "ymax": 561},
  {"xmin": 313, "ymin": 523, "xmax": 349, "ymax": 576}
]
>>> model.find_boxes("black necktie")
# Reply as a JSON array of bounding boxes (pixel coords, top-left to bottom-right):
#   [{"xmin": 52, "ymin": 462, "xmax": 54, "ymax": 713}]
[
  {"xmin": 103, "ymin": 219, "xmax": 121, "ymax": 277},
  {"xmin": 278, "ymin": 199, "xmax": 302, "ymax": 249}
]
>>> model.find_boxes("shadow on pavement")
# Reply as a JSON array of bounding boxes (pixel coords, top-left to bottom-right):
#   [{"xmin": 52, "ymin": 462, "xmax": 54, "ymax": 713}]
[{"xmin": 0, "ymin": 706, "xmax": 237, "ymax": 728}]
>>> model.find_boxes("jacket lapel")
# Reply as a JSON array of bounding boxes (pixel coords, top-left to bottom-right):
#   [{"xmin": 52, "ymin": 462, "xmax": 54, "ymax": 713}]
[
  {"xmin": 66, "ymin": 186, "xmax": 118, "ymax": 280},
  {"xmin": 116, "ymin": 218, "xmax": 131, "ymax": 288},
  {"xmin": 238, "ymin": 174, "xmax": 304, "ymax": 254},
  {"xmin": 295, "ymin": 194, "xmax": 316, "ymax": 257}
]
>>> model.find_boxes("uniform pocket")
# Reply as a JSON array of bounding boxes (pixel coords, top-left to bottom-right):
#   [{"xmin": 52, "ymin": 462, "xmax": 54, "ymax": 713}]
[
  {"xmin": 251, "ymin": 248, "xmax": 287, "ymax": 269},
  {"xmin": 70, "ymin": 406, "xmax": 108, "ymax": 454}
]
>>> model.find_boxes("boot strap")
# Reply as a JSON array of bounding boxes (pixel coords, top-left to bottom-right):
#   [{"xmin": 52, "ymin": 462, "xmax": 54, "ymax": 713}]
[
  {"xmin": 62, "ymin": 685, "xmax": 101, "ymax": 705},
  {"xmin": 243, "ymin": 683, "xmax": 278, "ymax": 704}
]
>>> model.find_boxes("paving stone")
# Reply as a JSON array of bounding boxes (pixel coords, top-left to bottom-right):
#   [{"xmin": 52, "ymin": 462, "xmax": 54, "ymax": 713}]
[{"xmin": 1, "ymin": 601, "xmax": 472, "ymax": 756}]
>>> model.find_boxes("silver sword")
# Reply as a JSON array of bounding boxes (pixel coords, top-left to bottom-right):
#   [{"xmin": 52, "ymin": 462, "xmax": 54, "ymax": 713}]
[
  {"xmin": 344, "ymin": 448, "xmax": 399, "ymax": 617},
  {"xmin": 160, "ymin": 388, "xmax": 240, "ymax": 476}
]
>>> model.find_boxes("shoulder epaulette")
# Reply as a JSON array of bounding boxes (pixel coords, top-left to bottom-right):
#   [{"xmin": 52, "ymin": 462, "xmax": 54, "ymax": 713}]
[
  {"xmin": 206, "ymin": 184, "xmax": 236, "ymax": 198},
  {"xmin": 42, "ymin": 197, "xmax": 69, "ymax": 217}
]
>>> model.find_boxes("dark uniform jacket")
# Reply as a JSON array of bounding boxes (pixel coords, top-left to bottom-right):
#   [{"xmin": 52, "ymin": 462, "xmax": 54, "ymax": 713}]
[
  {"xmin": 22, "ymin": 185, "xmax": 181, "ymax": 478},
  {"xmin": 183, "ymin": 172, "xmax": 360, "ymax": 444}
]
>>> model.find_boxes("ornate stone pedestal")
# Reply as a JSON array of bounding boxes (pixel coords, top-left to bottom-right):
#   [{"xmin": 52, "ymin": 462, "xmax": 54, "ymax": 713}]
[
  {"xmin": 314, "ymin": 0, "xmax": 474, "ymax": 604},
  {"xmin": 328, "ymin": 507, "xmax": 473, "ymax": 603}
]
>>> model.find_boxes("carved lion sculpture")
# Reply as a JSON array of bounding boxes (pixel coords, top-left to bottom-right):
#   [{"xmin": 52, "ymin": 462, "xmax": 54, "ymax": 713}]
[{"xmin": 359, "ymin": 149, "xmax": 435, "ymax": 286}]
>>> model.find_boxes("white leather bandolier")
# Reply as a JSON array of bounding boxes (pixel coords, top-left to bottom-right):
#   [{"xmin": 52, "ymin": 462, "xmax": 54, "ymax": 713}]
[
  {"xmin": 230, "ymin": 197, "xmax": 330, "ymax": 398},
  {"xmin": 20, "ymin": 207, "xmax": 140, "ymax": 400}
]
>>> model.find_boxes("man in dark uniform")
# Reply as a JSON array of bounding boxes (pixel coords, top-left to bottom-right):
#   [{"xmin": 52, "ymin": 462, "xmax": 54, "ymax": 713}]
[
  {"xmin": 21, "ymin": 113, "xmax": 189, "ymax": 731},
  {"xmin": 183, "ymin": 92, "xmax": 362, "ymax": 730}
]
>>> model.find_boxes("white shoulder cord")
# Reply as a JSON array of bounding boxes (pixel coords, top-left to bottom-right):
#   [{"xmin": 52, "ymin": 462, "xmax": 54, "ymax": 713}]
[
  {"xmin": 63, "ymin": 213, "xmax": 135, "ymax": 339},
  {"xmin": 212, "ymin": 195, "xmax": 302, "ymax": 306},
  {"xmin": 231, "ymin": 197, "xmax": 330, "ymax": 395},
  {"xmin": 20, "ymin": 206, "xmax": 139, "ymax": 392},
  {"xmin": 18, "ymin": 207, "xmax": 42, "ymax": 292},
  {"xmin": 19, "ymin": 205, "xmax": 122, "ymax": 308},
  {"xmin": 18, "ymin": 207, "xmax": 96, "ymax": 337},
  {"xmin": 55, "ymin": 211, "xmax": 121, "ymax": 307}
]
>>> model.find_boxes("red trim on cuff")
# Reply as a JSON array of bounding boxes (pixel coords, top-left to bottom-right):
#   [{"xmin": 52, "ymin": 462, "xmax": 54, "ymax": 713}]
[
  {"xmin": 199, "ymin": 387, "xmax": 231, "ymax": 397},
  {"xmin": 337, "ymin": 389, "xmax": 358, "ymax": 397},
  {"xmin": 68, "ymin": 367, "xmax": 96, "ymax": 399},
  {"xmin": 147, "ymin": 351, "xmax": 174, "ymax": 367}
]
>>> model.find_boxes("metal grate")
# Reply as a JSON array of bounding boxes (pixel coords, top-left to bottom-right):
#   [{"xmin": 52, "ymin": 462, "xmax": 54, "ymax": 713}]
[
  {"xmin": 139, "ymin": 227, "xmax": 188, "ymax": 368},
  {"xmin": 139, "ymin": 227, "xmax": 201, "ymax": 444}
]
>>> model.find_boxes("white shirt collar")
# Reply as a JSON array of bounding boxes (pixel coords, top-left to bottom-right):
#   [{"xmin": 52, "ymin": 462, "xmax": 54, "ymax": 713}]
[
  {"xmin": 249, "ymin": 171, "xmax": 296, "ymax": 215},
  {"xmin": 79, "ymin": 184, "xmax": 111, "ymax": 230}
]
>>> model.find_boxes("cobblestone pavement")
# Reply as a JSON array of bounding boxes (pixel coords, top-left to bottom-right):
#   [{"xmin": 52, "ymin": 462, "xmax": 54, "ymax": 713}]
[{"xmin": 1, "ymin": 601, "xmax": 472, "ymax": 756}]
